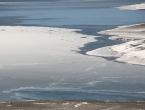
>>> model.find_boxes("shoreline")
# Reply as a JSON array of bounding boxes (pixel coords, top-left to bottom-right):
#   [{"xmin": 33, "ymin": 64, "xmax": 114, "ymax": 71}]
[
  {"xmin": 87, "ymin": 23, "xmax": 145, "ymax": 66},
  {"xmin": 0, "ymin": 100, "xmax": 145, "ymax": 110},
  {"xmin": 86, "ymin": 3, "xmax": 145, "ymax": 66}
]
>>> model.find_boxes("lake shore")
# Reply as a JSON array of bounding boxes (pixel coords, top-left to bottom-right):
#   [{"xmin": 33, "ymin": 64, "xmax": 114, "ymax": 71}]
[
  {"xmin": 87, "ymin": 23, "xmax": 145, "ymax": 65},
  {"xmin": 0, "ymin": 100, "xmax": 145, "ymax": 110},
  {"xmin": 87, "ymin": 3, "xmax": 145, "ymax": 66}
]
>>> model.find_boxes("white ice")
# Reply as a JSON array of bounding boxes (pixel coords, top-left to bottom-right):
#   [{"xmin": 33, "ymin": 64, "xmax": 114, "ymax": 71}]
[
  {"xmin": 0, "ymin": 26, "xmax": 98, "ymax": 66},
  {"xmin": 116, "ymin": 3, "xmax": 145, "ymax": 10}
]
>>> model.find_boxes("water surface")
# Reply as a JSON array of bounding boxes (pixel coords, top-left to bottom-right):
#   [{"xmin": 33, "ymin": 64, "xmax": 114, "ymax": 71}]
[{"xmin": 0, "ymin": 0, "xmax": 145, "ymax": 101}]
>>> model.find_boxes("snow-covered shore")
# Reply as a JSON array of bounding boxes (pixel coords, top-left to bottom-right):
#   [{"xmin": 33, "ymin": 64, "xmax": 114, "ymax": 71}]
[
  {"xmin": 87, "ymin": 23, "xmax": 145, "ymax": 65},
  {"xmin": 87, "ymin": 2, "xmax": 145, "ymax": 65},
  {"xmin": 116, "ymin": 3, "xmax": 145, "ymax": 10},
  {"xmin": 98, "ymin": 23, "xmax": 145, "ymax": 41}
]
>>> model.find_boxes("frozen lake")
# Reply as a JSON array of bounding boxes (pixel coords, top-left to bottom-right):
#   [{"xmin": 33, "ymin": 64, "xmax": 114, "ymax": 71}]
[{"xmin": 0, "ymin": 0, "xmax": 145, "ymax": 101}]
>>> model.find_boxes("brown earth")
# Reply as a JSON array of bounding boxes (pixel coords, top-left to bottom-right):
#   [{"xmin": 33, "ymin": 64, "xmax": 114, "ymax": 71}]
[{"xmin": 0, "ymin": 100, "xmax": 145, "ymax": 110}]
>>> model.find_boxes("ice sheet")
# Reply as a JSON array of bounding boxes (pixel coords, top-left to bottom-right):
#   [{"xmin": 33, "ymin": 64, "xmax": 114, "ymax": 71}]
[{"xmin": 0, "ymin": 26, "xmax": 98, "ymax": 65}]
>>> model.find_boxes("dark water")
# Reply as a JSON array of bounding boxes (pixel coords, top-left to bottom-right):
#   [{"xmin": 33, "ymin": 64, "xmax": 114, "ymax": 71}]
[{"xmin": 0, "ymin": 0, "xmax": 145, "ymax": 101}]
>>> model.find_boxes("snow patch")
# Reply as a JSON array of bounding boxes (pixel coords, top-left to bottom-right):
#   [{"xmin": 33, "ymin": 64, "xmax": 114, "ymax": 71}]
[
  {"xmin": 63, "ymin": 102, "xmax": 70, "ymax": 106},
  {"xmin": 116, "ymin": 3, "xmax": 145, "ymax": 10},
  {"xmin": 74, "ymin": 102, "xmax": 88, "ymax": 108},
  {"xmin": 33, "ymin": 103, "xmax": 50, "ymax": 105},
  {"xmin": 98, "ymin": 23, "xmax": 145, "ymax": 40}
]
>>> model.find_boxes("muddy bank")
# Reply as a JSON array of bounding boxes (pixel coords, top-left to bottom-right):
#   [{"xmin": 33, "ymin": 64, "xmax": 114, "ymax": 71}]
[{"xmin": 0, "ymin": 100, "xmax": 145, "ymax": 110}]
